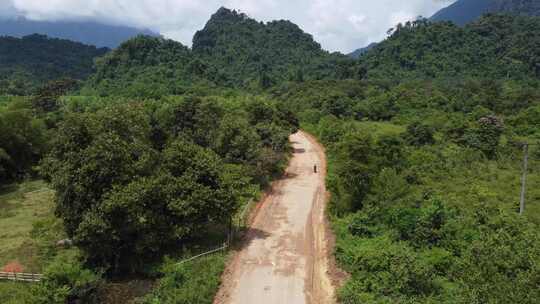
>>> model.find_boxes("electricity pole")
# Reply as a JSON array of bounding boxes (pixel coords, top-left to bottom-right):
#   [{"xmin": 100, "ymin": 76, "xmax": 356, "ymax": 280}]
[{"xmin": 519, "ymin": 143, "xmax": 529, "ymax": 215}]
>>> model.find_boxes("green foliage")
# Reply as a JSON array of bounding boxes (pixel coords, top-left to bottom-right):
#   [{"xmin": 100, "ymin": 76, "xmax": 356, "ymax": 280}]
[
  {"xmin": 85, "ymin": 8, "xmax": 353, "ymax": 96},
  {"xmin": 31, "ymin": 79, "xmax": 78, "ymax": 113},
  {"xmin": 359, "ymin": 14, "xmax": 540, "ymax": 80},
  {"xmin": 86, "ymin": 35, "xmax": 195, "ymax": 97},
  {"xmin": 295, "ymin": 76, "xmax": 540, "ymax": 303},
  {"xmin": 39, "ymin": 95, "xmax": 295, "ymax": 272},
  {"xmin": 143, "ymin": 253, "xmax": 226, "ymax": 304},
  {"xmin": 404, "ymin": 122, "xmax": 435, "ymax": 146},
  {"xmin": 0, "ymin": 34, "xmax": 107, "ymax": 95},
  {"xmin": 31, "ymin": 252, "xmax": 101, "ymax": 304},
  {"xmin": 192, "ymin": 8, "xmax": 351, "ymax": 87},
  {"xmin": 337, "ymin": 236, "xmax": 438, "ymax": 302},
  {"xmin": 0, "ymin": 282, "xmax": 33, "ymax": 304},
  {"xmin": 0, "ymin": 100, "xmax": 47, "ymax": 185},
  {"xmin": 463, "ymin": 115, "xmax": 505, "ymax": 158}
]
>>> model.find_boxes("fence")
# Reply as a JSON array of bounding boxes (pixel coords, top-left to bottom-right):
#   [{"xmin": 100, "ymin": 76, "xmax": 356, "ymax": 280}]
[
  {"xmin": 0, "ymin": 272, "xmax": 43, "ymax": 282},
  {"xmin": 176, "ymin": 244, "xmax": 229, "ymax": 265},
  {"xmin": 1, "ymin": 199, "xmax": 259, "ymax": 278},
  {"xmin": 176, "ymin": 198, "xmax": 258, "ymax": 266}
]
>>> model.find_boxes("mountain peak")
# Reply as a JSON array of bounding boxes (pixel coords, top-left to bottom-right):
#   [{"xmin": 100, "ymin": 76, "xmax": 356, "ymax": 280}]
[{"xmin": 211, "ymin": 7, "xmax": 249, "ymax": 23}]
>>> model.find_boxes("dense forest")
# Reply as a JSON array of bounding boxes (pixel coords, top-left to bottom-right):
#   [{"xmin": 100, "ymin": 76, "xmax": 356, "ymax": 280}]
[
  {"xmin": 358, "ymin": 14, "xmax": 540, "ymax": 79},
  {"xmin": 85, "ymin": 8, "xmax": 354, "ymax": 96},
  {"xmin": 0, "ymin": 34, "xmax": 108, "ymax": 95},
  {"xmin": 1, "ymin": 5, "xmax": 539, "ymax": 304},
  {"xmin": 431, "ymin": 0, "xmax": 540, "ymax": 25}
]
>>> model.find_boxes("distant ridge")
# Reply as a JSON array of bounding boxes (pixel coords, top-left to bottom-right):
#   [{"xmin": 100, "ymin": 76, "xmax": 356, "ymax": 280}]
[
  {"xmin": 0, "ymin": 16, "xmax": 159, "ymax": 48},
  {"xmin": 0, "ymin": 34, "xmax": 108, "ymax": 95},
  {"xmin": 430, "ymin": 0, "xmax": 540, "ymax": 26},
  {"xmin": 348, "ymin": 42, "xmax": 378, "ymax": 59}
]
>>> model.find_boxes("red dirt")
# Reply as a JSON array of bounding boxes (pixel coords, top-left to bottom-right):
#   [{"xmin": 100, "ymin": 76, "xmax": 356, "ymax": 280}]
[
  {"xmin": 2, "ymin": 261, "xmax": 24, "ymax": 273},
  {"xmin": 214, "ymin": 131, "xmax": 339, "ymax": 304}
]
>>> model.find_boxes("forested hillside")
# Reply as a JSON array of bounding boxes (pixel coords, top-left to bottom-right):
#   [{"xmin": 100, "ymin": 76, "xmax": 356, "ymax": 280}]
[
  {"xmin": 359, "ymin": 14, "xmax": 540, "ymax": 80},
  {"xmin": 347, "ymin": 43, "xmax": 377, "ymax": 59},
  {"xmin": 85, "ymin": 7, "xmax": 353, "ymax": 96},
  {"xmin": 0, "ymin": 34, "xmax": 108, "ymax": 95},
  {"xmin": 84, "ymin": 36, "xmax": 195, "ymax": 98},
  {"xmin": 431, "ymin": 0, "xmax": 540, "ymax": 25},
  {"xmin": 192, "ymin": 8, "xmax": 351, "ymax": 86}
]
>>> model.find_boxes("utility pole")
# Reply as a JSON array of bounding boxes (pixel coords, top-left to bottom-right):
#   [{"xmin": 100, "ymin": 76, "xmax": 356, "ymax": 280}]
[{"xmin": 520, "ymin": 143, "xmax": 529, "ymax": 215}]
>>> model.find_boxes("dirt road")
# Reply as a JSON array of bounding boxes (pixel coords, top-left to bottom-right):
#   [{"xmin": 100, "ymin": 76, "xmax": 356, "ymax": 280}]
[{"xmin": 215, "ymin": 131, "xmax": 335, "ymax": 304}]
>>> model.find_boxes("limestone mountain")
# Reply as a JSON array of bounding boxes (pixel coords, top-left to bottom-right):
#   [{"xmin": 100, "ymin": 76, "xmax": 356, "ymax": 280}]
[{"xmin": 86, "ymin": 7, "xmax": 353, "ymax": 96}]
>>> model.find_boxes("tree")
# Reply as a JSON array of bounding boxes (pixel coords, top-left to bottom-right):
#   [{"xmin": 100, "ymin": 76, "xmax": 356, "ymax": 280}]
[
  {"xmin": 41, "ymin": 105, "xmax": 240, "ymax": 270},
  {"xmin": 215, "ymin": 116, "xmax": 262, "ymax": 164},
  {"xmin": 0, "ymin": 101, "xmax": 47, "ymax": 184},
  {"xmin": 464, "ymin": 115, "xmax": 504, "ymax": 158},
  {"xmin": 404, "ymin": 122, "xmax": 435, "ymax": 146},
  {"xmin": 158, "ymin": 96, "xmax": 223, "ymax": 147},
  {"xmin": 31, "ymin": 79, "xmax": 78, "ymax": 113}
]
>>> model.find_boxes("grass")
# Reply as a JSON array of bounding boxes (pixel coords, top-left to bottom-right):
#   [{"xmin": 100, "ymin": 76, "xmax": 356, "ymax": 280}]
[
  {"xmin": 354, "ymin": 120, "xmax": 406, "ymax": 138},
  {"xmin": 0, "ymin": 281, "xmax": 33, "ymax": 304},
  {"xmin": 0, "ymin": 180, "xmax": 54, "ymax": 272},
  {"xmin": 429, "ymin": 156, "xmax": 540, "ymax": 224}
]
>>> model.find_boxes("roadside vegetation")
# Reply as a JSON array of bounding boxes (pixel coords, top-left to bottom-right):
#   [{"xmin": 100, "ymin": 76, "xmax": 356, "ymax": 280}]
[{"xmin": 276, "ymin": 77, "xmax": 540, "ymax": 303}]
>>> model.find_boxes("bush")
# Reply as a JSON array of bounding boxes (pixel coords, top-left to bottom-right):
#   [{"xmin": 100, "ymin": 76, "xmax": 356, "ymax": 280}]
[
  {"xmin": 31, "ymin": 253, "xmax": 101, "ymax": 304},
  {"xmin": 404, "ymin": 122, "xmax": 435, "ymax": 146},
  {"xmin": 463, "ymin": 115, "xmax": 504, "ymax": 158},
  {"xmin": 337, "ymin": 237, "xmax": 438, "ymax": 302},
  {"xmin": 143, "ymin": 253, "xmax": 226, "ymax": 304},
  {"xmin": 0, "ymin": 282, "xmax": 33, "ymax": 304}
]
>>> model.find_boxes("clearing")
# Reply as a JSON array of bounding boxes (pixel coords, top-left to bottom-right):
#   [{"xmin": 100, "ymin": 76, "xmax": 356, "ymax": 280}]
[{"xmin": 0, "ymin": 180, "xmax": 54, "ymax": 272}]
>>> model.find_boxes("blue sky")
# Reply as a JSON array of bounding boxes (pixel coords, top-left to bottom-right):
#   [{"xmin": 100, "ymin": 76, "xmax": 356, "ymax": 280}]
[{"xmin": 1, "ymin": 0, "xmax": 455, "ymax": 53}]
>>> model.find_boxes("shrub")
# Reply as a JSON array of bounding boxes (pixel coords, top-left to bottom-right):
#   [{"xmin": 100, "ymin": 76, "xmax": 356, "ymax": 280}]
[
  {"xmin": 31, "ymin": 253, "xmax": 101, "ymax": 304},
  {"xmin": 463, "ymin": 115, "xmax": 504, "ymax": 158},
  {"xmin": 143, "ymin": 253, "xmax": 226, "ymax": 304},
  {"xmin": 404, "ymin": 122, "xmax": 435, "ymax": 146}
]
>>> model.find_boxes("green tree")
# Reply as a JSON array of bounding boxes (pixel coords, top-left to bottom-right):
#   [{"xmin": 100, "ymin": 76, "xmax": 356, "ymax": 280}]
[
  {"xmin": 464, "ymin": 115, "xmax": 504, "ymax": 158},
  {"xmin": 404, "ymin": 122, "xmax": 435, "ymax": 146},
  {"xmin": 31, "ymin": 79, "xmax": 77, "ymax": 113}
]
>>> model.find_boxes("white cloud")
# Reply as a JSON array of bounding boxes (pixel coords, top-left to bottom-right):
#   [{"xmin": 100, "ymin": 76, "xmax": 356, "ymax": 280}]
[
  {"xmin": 2, "ymin": 0, "xmax": 456, "ymax": 53},
  {"xmin": 0, "ymin": 0, "xmax": 18, "ymax": 17}
]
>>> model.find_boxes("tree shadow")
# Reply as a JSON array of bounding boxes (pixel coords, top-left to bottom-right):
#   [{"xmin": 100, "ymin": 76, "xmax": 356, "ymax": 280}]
[
  {"xmin": 0, "ymin": 184, "xmax": 19, "ymax": 196},
  {"xmin": 232, "ymin": 227, "xmax": 271, "ymax": 250},
  {"xmin": 282, "ymin": 172, "xmax": 298, "ymax": 180}
]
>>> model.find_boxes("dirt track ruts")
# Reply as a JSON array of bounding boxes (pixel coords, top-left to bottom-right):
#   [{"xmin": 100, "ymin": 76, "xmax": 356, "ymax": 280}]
[{"xmin": 214, "ymin": 131, "xmax": 335, "ymax": 304}]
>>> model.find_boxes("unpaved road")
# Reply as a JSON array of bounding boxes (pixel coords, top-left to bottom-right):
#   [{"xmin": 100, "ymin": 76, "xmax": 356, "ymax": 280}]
[{"xmin": 215, "ymin": 131, "xmax": 335, "ymax": 304}]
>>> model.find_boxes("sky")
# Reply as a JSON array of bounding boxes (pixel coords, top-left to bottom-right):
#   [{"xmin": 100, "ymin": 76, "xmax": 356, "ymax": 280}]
[{"xmin": 0, "ymin": 0, "xmax": 456, "ymax": 53}]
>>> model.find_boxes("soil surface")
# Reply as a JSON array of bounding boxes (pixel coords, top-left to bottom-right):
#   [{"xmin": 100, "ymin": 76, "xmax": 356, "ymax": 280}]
[{"xmin": 214, "ymin": 131, "xmax": 335, "ymax": 304}]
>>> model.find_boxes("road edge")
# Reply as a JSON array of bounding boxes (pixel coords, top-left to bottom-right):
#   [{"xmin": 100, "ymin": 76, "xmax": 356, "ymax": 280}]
[{"xmin": 301, "ymin": 131, "xmax": 346, "ymax": 304}]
